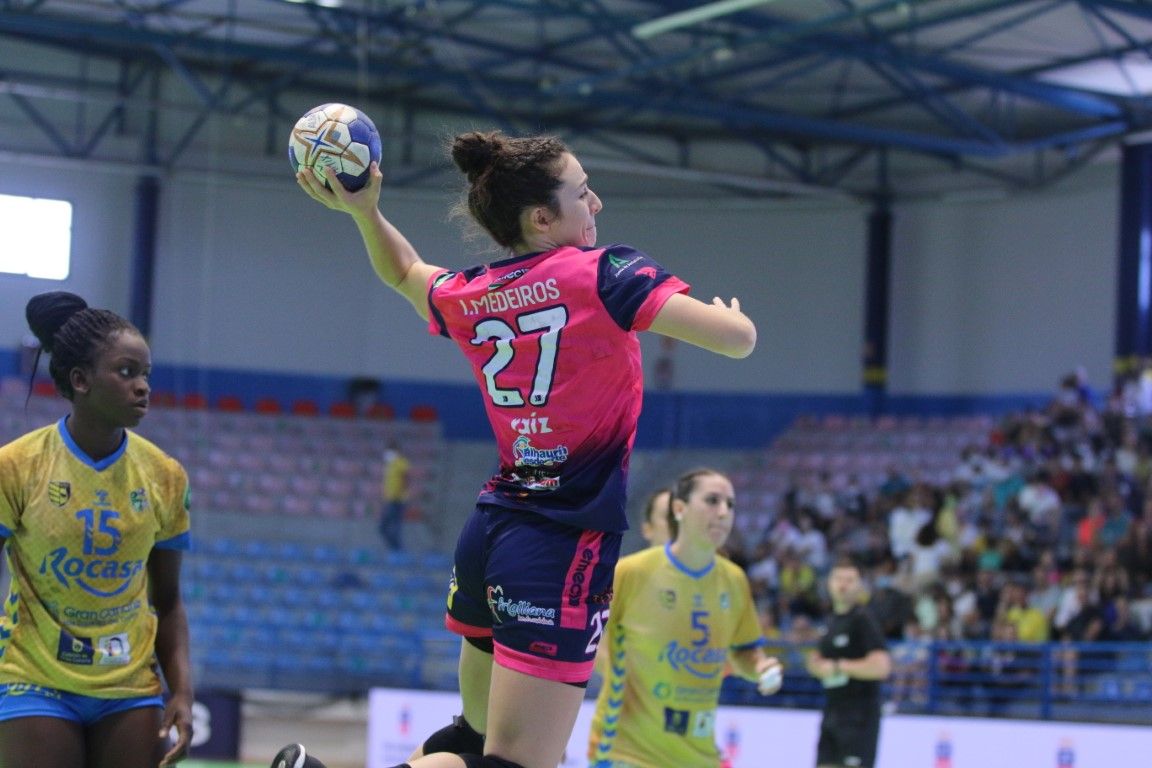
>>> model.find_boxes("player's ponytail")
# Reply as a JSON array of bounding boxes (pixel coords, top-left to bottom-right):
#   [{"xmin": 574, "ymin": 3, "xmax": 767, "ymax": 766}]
[
  {"xmin": 449, "ymin": 131, "xmax": 570, "ymax": 249},
  {"xmin": 25, "ymin": 291, "xmax": 136, "ymax": 401},
  {"xmin": 26, "ymin": 291, "xmax": 88, "ymax": 354},
  {"xmin": 450, "ymin": 131, "xmax": 504, "ymax": 184}
]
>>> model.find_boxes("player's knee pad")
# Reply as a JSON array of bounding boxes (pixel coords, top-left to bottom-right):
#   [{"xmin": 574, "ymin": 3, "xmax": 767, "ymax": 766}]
[
  {"xmin": 421, "ymin": 714, "xmax": 485, "ymax": 756},
  {"xmin": 459, "ymin": 754, "xmax": 527, "ymax": 768}
]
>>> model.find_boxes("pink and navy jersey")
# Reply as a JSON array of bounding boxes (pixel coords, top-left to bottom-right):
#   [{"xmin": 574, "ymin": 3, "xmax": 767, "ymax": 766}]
[{"xmin": 428, "ymin": 244, "xmax": 689, "ymax": 532}]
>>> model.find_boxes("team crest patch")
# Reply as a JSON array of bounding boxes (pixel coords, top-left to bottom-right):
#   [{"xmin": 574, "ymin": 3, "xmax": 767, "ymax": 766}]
[
  {"xmin": 47, "ymin": 481, "xmax": 71, "ymax": 507},
  {"xmin": 660, "ymin": 589, "xmax": 676, "ymax": 609},
  {"xmin": 56, "ymin": 631, "xmax": 94, "ymax": 665},
  {"xmin": 130, "ymin": 489, "xmax": 148, "ymax": 513}
]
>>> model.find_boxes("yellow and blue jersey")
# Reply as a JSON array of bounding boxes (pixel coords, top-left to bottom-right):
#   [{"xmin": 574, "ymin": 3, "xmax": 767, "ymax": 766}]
[
  {"xmin": 0, "ymin": 418, "xmax": 190, "ymax": 698},
  {"xmin": 588, "ymin": 544, "xmax": 763, "ymax": 768}
]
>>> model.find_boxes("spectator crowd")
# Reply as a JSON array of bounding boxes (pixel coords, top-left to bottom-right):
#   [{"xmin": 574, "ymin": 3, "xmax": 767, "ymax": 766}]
[{"xmin": 719, "ymin": 370, "xmax": 1152, "ymax": 713}]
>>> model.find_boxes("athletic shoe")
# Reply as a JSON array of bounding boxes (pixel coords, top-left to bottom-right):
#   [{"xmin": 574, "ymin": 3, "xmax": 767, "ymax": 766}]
[{"xmin": 270, "ymin": 743, "xmax": 328, "ymax": 768}]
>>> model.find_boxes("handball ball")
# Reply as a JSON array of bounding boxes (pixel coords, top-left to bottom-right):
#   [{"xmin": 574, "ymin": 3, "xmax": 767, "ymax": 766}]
[{"xmin": 288, "ymin": 103, "xmax": 381, "ymax": 191}]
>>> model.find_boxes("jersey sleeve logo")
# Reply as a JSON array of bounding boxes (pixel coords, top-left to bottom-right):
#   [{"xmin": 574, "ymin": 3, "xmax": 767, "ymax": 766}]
[
  {"xmin": 47, "ymin": 481, "xmax": 71, "ymax": 507},
  {"xmin": 607, "ymin": 254, "xmax": 642, "ymax": 276}
]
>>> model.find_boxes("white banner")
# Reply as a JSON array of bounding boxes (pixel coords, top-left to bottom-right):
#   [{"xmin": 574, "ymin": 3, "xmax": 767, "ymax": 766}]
[{"xmin": 367, "ymin": 688, "xmax": 1151, "ymax": 768}]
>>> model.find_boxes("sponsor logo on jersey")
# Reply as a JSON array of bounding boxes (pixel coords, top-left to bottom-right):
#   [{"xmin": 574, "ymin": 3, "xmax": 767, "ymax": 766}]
[
  {"xmin": 660, "ymin": 640, "xmax": 727, "ymax": 679},
  {"xmin": 42, "ymin": 547, "xmax": 145, "ymax": 598},
  {"xmin": 509, "ymin": 472, "xmax": 561, "ymax": 491},
  {"xmin": 47, "ymin": 481, "xmax": 71, "ymax": 507},
  {"xmin": 512, "ymin": 436, "xmax": 568, "ymax": 467},
  {"xmin": 62, "ymin": 599, "xmax": 142, "ymax": 628},
  {"xmin": 636, "ymin": 266, "xmax": 658, "ymax": 279},
  {"xmin": 662, "ymin": 707, "xmax": 689, "ymax": 735},
  {"xmin": 486, "ymin": 585, "xmax": 503, "ymax": 623},
  {"xmin": 607, "ymin": 254, "xmax": 642, "ymax": 276},
  {"xmin": 567, "ymin": 547, "xmax": 595, "ymax": 607},
  {"xmin": 487, "ymin": 585, "xmax": 556, "ymax": 626},
  {"xmin": 510, "ymin": 412, "xmax": 553, "ymax": 435},
  {"xmin": 97, "ymin": 632, "xmax": 131, "ymax": 666},
  {"xmin": 4, "ymin": 683, "xmax": 62, "ymax": 698},
  {"xmin": 57, "ymin": 630, "xmax": 94, "ymax": 665},
  {"xmin": 488, "ymin": 266, "xmax": 531, "ymax": 290},
  {"xmin": 529, "ymin": 641, "xmax": 558, "ymax": 657}
]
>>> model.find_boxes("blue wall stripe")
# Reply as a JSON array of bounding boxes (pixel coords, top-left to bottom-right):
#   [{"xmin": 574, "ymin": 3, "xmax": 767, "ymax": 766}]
[{"xmin": 1, "ymin": 350, "xmax": 1047, "ymax": 449}]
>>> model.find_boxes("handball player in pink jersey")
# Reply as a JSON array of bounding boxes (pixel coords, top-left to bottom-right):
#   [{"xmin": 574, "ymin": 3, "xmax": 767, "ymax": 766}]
[{"xmin": 277, "ymin": 131, "xmax": 756, "ymax": 768}]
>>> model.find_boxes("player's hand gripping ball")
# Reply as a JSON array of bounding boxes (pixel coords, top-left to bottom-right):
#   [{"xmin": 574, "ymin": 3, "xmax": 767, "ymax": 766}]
[
  {"xmin": 288, "ymin": 103, "xmax": 381, "ymax": 191},
  {"xmin": 758, "ymin": 663, "xmax": 783, "ymax": 696}
]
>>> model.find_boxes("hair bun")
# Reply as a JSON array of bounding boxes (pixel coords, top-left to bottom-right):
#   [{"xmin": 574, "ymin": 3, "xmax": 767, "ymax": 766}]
[
  {"xmin": 450, "ymin": 131, "xmax": 505, "ymax": 183},
  {"xmin": 26, "ymin": 291, "xmax": 88, "ymax": 354}
]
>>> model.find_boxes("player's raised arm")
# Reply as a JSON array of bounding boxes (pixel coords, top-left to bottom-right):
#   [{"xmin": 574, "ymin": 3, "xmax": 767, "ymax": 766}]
[
  {"xmin": 297, "ymin": 161, "xmax": 440, "ymax": 320},
  {"xmin": 648, "ymin": 292, "xmax": 757, "ymax": 359}
]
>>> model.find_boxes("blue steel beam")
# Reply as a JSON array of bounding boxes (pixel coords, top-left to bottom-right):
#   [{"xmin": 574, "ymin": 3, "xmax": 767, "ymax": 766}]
[
  {"xmin": 80, "ymin": 63, "xmax": 151, "ymax": 156},
  {"xmin": 1079, "ymin": 0, "xmax": 1152, "ymax": 22},
  {"xmin": 736, "ymin": 11, "xmax": 1125, "ymax": 121},
  {"xmin": 556, "ymin": 0, "xmax": 1123, "ymax": 119},
  {"xmin": 569, "ymin": 87, "xmax": 1107, "ymax": 157},
  {"xmin": 0, "ymin": 1, "xmax": 1140, "ymax": 168},
  {"xmin": 7, "ymin": 89, "xmax": 74, "ymax": 155}
]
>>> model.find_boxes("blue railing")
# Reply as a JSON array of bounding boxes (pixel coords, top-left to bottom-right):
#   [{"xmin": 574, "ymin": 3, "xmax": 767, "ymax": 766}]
[{"xmin": 719, "ymin": 640, "xmax": 1152, "ymax": 725}]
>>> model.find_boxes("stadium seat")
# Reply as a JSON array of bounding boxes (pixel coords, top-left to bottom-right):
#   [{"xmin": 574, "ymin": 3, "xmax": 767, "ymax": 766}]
[
  {"xmin": 254, "ymin": 397, "xmax": 282, "ymax": 414},
  {"xmin": 292, "ymin": 398, "xmax": 320, "ymax": 416},
  {"xmin": 180, "ymin": 392, "xmax": 207, "ymax": 410},
  {"xmin": 409, "ymin": 404, "xmax": 439, "ymax": 422},
  {"xmin": 216, "ymin": 394, "xmax": 244, "ymax": 412},
  {"xmin": 366, "ymin": 402, "xmax": 396, "ymax": 420}
]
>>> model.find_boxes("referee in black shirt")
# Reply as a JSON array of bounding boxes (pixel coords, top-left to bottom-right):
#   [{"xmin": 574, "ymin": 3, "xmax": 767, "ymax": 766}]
[{"xmin": 805, "ymin": 555, "xmax": 892, "ymax": 768}]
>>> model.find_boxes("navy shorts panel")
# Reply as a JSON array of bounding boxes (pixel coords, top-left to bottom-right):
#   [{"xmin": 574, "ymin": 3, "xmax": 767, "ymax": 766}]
[{"xmin": 446, "ymin": 504, "xmax": 621, "ymax": 683}]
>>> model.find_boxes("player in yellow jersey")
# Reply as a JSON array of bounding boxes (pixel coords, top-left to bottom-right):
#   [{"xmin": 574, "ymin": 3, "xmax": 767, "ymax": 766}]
[
  {"xmin": 0, "ymin": 292, "xmax": 193, "ymax": 768},
  {"xmin": 588, "ymin": 468, "xmax": 783, "ymax": 768},
  {"xmin": 639, "ymin": 488, "xmax": 673, "ymax": 548}
]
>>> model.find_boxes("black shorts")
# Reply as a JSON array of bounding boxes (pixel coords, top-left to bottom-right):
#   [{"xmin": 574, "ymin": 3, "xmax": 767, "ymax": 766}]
[{"xmin": 816, "ymin": 708, "xmax": 880, "ymax": 768}]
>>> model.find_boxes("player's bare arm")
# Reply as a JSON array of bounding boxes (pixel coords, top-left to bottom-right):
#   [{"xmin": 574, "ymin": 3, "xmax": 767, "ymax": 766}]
[
  {"xmin": 149, "ymin": 548, "xmax": 194, "ymax": 766},
  {"xmin": 297, "ymin": 162, "xmax": 440, "ymax": 319},
  {"xmin": 648, "ymin": 292, "xmax": 757, "ymax": 358}
]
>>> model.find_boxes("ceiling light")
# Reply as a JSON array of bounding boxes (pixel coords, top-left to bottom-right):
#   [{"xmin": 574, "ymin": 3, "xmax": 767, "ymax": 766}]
[
  {"xmin": 1039, "ymin": 53, "xmax": 1152, "ymax": 97},
  {"xmin": 633, "ymin": 0, "xmax": 782, "ymax": 40}
]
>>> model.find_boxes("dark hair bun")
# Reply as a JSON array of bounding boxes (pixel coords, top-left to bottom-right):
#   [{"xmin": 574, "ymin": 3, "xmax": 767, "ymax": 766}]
[
  {"xmin": 451, "ymin": 131, "xmax": 505, "ymax": 183},
  {"xmin": 26, "ymin": 291, "xmax": 88, "ymax": 354}
]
